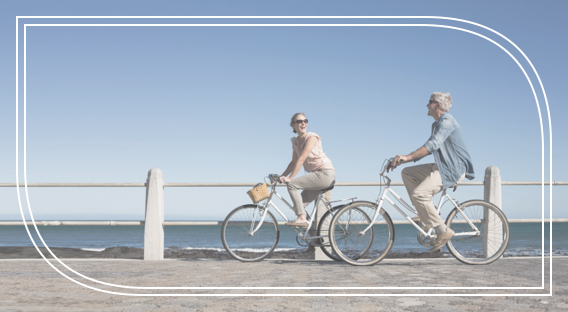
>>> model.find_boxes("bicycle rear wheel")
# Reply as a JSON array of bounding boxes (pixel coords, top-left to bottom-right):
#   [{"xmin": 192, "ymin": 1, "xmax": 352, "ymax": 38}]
[
  {"xmin": 329, "ymin": 201, "xmax": 395, "ymax": 266},
  {"xmin": 445, "ymin": 200, "xmax": 510, "ymax": 265},
  {"xmin": 221, "ymin": 204, "xmax": 279, "ymax": 262},
  {"xmin": 316, "ymin": 205, "xmax": 344, "ymax": 261}
]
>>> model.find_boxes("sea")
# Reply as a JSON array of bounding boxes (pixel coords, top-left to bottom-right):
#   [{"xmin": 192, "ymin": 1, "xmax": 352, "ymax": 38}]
[{"xmin": 0, "ymin": 222, "xmax": 566, "ymax": 257}]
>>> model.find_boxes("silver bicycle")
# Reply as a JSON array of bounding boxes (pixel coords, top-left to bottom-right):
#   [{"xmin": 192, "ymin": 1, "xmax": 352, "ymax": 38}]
[
  {"xmin": 329, "ymin": 159, "xmax": 510, "ymax": 266},
  {"xmin": 221, "ymin": 174, "xmax": 357, "ymax": 262}
]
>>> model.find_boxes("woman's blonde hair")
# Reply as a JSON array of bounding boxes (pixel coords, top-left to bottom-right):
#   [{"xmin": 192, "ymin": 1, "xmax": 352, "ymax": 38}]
[{"xmin": 290, "ymin": 112, "xmax": 306, "ymax": 133}]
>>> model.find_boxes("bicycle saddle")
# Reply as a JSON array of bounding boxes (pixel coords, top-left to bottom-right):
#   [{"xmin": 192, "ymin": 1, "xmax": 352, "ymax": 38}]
[{"xmin": 320, "ymin": 181, "xmax": 335, "ymax": 193}]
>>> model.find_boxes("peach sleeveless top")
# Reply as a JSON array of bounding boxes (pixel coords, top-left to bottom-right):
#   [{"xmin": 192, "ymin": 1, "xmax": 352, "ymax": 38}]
[{"xmin": 291, "ymin": 132, "xmax": 334, "ymax": 173}]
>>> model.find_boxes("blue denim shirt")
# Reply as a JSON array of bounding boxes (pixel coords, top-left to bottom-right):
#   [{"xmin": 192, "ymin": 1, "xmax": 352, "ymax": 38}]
[{"xmin": 422, "ymin": 112, "xmax": 475, "ymax": 189}]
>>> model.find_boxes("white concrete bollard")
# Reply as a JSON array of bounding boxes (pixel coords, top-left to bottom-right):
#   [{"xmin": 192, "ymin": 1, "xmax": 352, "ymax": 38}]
[
  {"xmin": 315, "ymin": 191, "xmax": 333, "ymax": 261},
  {"xmin": 483, "ymin": 166, "xmax": 503, "ymax": 258},
  {"xmin": 144, "ymin": 168, "xmax": 164, "ymax": 260}
]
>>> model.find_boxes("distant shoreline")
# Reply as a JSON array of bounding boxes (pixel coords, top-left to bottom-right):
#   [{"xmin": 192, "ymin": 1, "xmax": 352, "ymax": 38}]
[{"xmin": 0, "ymin": 246, "xmax": 451, "ymax": 260}]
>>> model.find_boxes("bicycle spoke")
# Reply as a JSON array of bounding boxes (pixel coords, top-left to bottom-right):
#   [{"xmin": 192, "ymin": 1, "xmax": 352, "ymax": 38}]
[
  {"xmin": 221, "ymin": 205, "xmax": 279, "ymax": 262},
  {"xmin": 330, "ymin": 202, "xmax": 394, "ymax": 266},
  {"xmin": 446, "ymin": 200, "xmax": 509, "ymax": 264}
]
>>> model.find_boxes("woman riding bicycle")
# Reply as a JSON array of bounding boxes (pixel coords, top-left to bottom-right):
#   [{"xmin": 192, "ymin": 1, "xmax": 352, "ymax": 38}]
[{"xmin": 279, "ymin": 113, "xmax": 336, "ymax": 228}]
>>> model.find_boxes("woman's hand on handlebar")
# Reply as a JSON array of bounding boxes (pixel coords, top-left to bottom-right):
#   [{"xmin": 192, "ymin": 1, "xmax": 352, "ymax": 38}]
[{"xmin": 279, "ymin": 176, "xmax": 292, "ymax": 183}]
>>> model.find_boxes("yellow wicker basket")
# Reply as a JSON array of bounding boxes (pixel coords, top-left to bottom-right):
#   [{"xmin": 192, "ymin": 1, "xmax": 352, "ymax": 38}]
[{"xmin": 247, "ymin": 183, "xmax": 269, "ymax": 203}]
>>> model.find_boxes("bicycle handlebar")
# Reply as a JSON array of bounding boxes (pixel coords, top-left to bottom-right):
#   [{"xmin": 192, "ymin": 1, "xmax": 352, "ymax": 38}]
[
  {"xmin": 380, "ymin": 158, "xmax": 396, "ymax": 176},
  {"xmin": 268, "ymin": 174, "xmax": 281, "ymax": 184}
]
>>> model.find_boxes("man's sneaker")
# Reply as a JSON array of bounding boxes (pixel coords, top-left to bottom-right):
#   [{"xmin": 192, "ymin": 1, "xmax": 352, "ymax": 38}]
[{"xmin": 430, "ymin": 228, "xmax": 455, "ymax": 253}]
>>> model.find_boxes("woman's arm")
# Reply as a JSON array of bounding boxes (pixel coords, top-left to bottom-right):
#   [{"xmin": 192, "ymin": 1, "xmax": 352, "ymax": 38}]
[
  {"xmin": 281, "ymin": 150, "xmax": 297, "ymax": 177},
  {"xmin": 280, "ymin": 136, "xmax": 317, "ymax": 182}
]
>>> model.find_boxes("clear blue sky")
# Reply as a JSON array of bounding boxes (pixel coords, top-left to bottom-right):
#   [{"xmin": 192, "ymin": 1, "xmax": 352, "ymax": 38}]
[{"xmin": 0, "ymin": 0, "xmax": 565, "ymax": 221}]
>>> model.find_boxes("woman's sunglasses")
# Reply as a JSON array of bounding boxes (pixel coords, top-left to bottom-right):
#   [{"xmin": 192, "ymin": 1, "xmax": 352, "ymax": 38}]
[{"xmin": 295, "ymin": 119, "xmax": 309, "ymax": 124}]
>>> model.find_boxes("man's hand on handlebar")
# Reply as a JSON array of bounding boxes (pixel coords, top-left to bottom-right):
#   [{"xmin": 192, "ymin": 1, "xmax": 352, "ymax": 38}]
[{"xmin": 387, "ymin": 155, "xmax": 410, "ymax": 172}]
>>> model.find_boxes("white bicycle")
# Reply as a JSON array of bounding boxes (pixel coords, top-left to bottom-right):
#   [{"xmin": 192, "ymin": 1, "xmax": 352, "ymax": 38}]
[
  {"xmin": 221, "ymin": 174, "xmax": 357, "ymax": 262},
  {"xmin": 329, "ymin": 159, "xmax": 510, "ymax": 266}
]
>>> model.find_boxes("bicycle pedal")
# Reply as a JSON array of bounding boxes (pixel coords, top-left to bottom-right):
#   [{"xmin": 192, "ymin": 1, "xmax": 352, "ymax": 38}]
[{"xmin": 308, "ymin": 238, "xmax": 324, "ymax": 246}]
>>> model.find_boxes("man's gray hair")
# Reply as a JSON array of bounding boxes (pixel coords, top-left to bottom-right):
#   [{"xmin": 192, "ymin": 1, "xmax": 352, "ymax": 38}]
[{"xmin": 431, "ymin": 92, "xmax": 452, "ymax": 112}]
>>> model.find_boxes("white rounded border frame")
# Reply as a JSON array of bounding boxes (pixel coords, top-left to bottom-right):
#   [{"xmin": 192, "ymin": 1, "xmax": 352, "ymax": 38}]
[{"xmin": 15, "ymin": 16, "xmax": 553, "ymax": 296}]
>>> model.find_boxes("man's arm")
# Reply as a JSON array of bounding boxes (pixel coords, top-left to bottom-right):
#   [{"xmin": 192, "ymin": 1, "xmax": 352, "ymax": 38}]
[
  {"xmin": 424, "ymin": 117, "xmax": 455, "ymax": 153},
  {"xmin": 388, "ymin": 116, "xmax": 456, "ymax": 172},
  {"xmin": 388, "ymin": 146, "xmax": 429, "ymax": 172}
]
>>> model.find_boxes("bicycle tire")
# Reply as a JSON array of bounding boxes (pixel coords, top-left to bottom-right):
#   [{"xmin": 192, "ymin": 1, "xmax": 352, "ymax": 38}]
[
  {"xmin": 329, "ymin": 201, "xmax": 395, "ymax": 266},
  {"xmin": 221, "ymin": 204, "xmax": 279, "ymax": 262},
  {"xmin": 316, "ymin": 205, "xmax": 344, "ymax": 262},
  {"xmin": 445, "ymin": 200, "xmax": 510, "ymax": 265}
]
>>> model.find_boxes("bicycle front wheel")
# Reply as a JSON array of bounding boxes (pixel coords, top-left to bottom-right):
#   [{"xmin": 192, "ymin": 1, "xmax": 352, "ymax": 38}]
[
  {"xmin": 446, "ymin": 200, "xmax": 510, "ymax": 265},
  {"xmin": 221, "ymin": 204, "xmax": 279, "ymax": 262},
  {"xmin": 329, "ymin": 201, "xmax": 395, "ymax": 266}
]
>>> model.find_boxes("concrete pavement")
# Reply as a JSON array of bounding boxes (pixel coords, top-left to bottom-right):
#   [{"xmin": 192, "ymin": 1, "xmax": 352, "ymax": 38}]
[{"xmin": 0, "ymin": 256, "xmax": 565, "ymax": 311}]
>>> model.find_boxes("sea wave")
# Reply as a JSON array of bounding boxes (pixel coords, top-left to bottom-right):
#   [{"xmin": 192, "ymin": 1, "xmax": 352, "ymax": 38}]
[
  {"xmin": 80, "ymin": 248, "xmax": 105, "ymax": 252},
  {"xmin": 176, "ymin": 247, "xmax": 299, "ymax": 253}
]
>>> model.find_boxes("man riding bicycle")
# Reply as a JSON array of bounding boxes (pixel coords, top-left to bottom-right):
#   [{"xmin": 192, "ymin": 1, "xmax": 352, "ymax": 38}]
[{"xmin": 388, "ymin": 92, "xmax": 475, "ymax": 252}]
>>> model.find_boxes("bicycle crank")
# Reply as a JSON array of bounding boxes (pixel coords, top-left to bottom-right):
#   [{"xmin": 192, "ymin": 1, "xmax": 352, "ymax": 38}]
[
  {"xmin": 296, "ymin": 232, "xmax": 309, "ymax": 247},
  {"xmin": 417, "ymin": 232, "xmax": 437, "ymax": 247}
]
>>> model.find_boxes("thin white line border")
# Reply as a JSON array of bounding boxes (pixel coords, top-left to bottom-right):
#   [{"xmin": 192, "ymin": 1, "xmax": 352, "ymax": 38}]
[{"xmin": 15, "ymin": 15, "xmax": 552, "ymax": 297}]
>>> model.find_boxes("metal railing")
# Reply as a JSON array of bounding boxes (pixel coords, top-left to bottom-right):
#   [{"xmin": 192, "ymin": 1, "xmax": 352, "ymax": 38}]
[
  {"xmin": 1, "ymin": 181, "xmax": 567, "ymax": 187},
  {"xmin": 2, "ymin": 167, "xmax": 564, "ymax": 260}
]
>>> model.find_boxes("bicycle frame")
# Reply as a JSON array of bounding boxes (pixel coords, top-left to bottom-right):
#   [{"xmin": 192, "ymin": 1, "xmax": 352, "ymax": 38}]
[
  {"xmin": 361, "ymin": 169, "xmax": 481, "ymax": 239},
  {"xmin": 252, "ymin": 181, "xmax": 356, "ymax": 242}
]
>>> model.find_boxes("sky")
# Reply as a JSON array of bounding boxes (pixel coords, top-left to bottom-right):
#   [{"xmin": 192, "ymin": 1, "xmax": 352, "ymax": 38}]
[{"xmin": 0, "ymin": 0, "xmax": 565, "ymax": 222}]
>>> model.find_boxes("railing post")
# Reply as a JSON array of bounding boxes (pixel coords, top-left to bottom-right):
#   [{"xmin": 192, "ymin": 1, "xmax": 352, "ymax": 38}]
[
  {"xmin": 483, "ymin": 166, "xmax": 503, "ymax": 258},
  {"xmin": 144, "ymin": 168, "xmax": 164, "ymax": 260},
  {"xmin": 315, "ymin": 190, "xmax": 332, "ymax": 261}
]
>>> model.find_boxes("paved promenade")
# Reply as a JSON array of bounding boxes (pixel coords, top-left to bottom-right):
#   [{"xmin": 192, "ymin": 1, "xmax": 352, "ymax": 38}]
[{"xmin": 0, "ymin": 256, "xmax": 565, "ymax": 311}]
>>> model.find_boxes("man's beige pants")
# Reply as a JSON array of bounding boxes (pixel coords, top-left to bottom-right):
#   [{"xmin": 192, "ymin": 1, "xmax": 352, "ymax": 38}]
[{"xmin": 401, "ymin": 163, "xmax": 464, "ymax": 230}]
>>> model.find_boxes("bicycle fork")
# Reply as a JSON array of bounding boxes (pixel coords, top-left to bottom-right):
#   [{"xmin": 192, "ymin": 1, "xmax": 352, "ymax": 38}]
[{"xmin": 249, "ymin": 206, "xmax": 270, "ymax": 235}]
